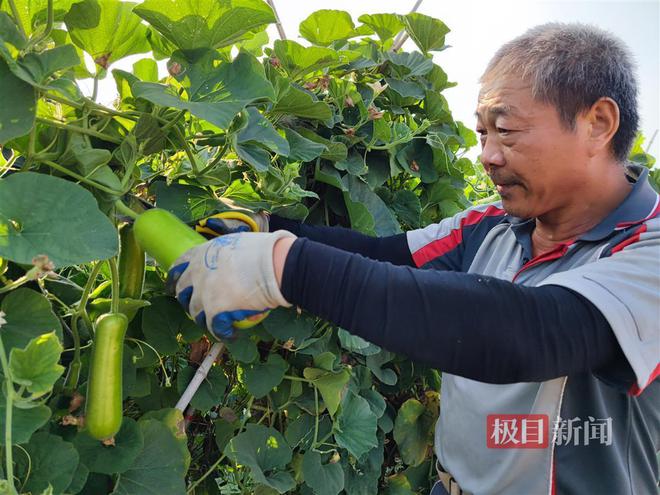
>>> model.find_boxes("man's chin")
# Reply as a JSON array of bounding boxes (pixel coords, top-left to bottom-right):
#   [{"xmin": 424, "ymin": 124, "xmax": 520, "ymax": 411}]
[{"xmin": 500, "ymin": 198, "xmax": 533, "ymax": 219}]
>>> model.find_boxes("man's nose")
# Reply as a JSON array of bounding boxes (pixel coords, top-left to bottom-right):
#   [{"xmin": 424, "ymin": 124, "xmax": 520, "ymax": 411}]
[{"xmin": 480, "ymin": 137, "xmax": 505, "ymax": 171}]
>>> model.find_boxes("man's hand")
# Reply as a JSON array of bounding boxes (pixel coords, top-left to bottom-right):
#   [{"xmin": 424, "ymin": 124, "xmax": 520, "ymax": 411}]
[{"xmin": 167, "ymin": 231, "xmax": 295, "ymax": 339}]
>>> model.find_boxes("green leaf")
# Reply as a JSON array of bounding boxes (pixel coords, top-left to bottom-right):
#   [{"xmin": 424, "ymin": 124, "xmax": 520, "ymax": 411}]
[
  {"xmin": 0, "ymin": 288, "xmax": 62, "ymax": 351},
  {"xmin": 176, "ymin": 365, "xmax": 228, "ymax": 414},
  {"xmin": 112, "ymin": 419, "xmax": 188, "ymax": 495},
  {"xmin": 342, "ymin": 175, "xmax": 401, "ymax": 237},
  {"xmin": 390, "ymin": 190, "xmax": 421, "ymax": 228},
  {"xmin": 214, "ymin": 417, "xmax": 237, "ymax": 451},
  {"xmin": 235, "ymin": 142, "xmax": 271, "ymax": 172},
  {"xmin": 243, "ymin": 353, "xmax": 288, "ymax": 399},
  {"xmin": 261, "ymin": 307, "xmax": 315, "ymax": 345},
  {"xmin": 0, "ymin": 12, "xmax": 27, "ymax": 48},
  {"xmin": 341, "ymin": 433, "xmax": 384, "ymax": 494},
  {"xmin": 133, "ymin": 81, "xmax": 244, "ymax": 130},
  {"xmin": 358, "ymin": 13, "xmax": 404, "ymax": 42},
  {"xmin": 224, "ymin": 424, "xmax": 295, "ymax": 494},
  {"xmin": 393, "ymin": 398, "xmax": 436, "ymax": 466},
  {"xmin": 73, "ymin": 418, "xmax": 144, "ymax": 474},
  {"xmin": 14, "ymin": 45, "xmax": 80, "ymax": 85},
  {"xmin": 337, "ymin": 329, "xmax": 380, "ymax": 356},
  {"xmin": 9, "ymin": 332, "xmax": 64, "ymax": 395},
  {"xmin": 66, "ymin": 462, "xmax": 90, "ymax": 495},
  {"xmin": 0, "ymin": 397, "xmax": 50, "ymax": 445},
  {"xmin": 151, "ymin": 181, "xmax": 219, "ymax": 223},
  {"xmin": 65, "ymin": 0, "xmax": 149, "ymax": 67},
  {"xmin": 224, "ymin": 330, "xmax": 258, "ymax": 363},
  {"xmin": 1, "ymin": 0, "xmax": 75, "ymax": 36},
  {"xmin": 296, "ymin": 128, "xmax": 347, "ymax": 162},
  {"xmin": 396, "ymin": 140, "xmax": 438, "ymax": 183},
  {"xmin": 366, "ymin": 350, "xmax": 397, "ymax": 386},
  {"xmin": 302, "ymin": 450, "xmax": 344, "ymax": 495},
  {"xmin": 384, "ymin": 78, "xmax": 425, "ymax": 99},
  {"xmin": 141, "ymin": 296, "xmax": 202, "ymax": 355},
  {"xmin": 303, "ymin": 367, "xmax": 350, "ymax": 417},
  {"xmin": 135, "ymin": 0, "xmax": 274, "ymax": 59},
  {"xmin": 0, "ymin": 172, "xmax": 118, "ymax": 266},
  {"xmin": 272, "ymin": 40, "xmax": 340, "ymax": 79},
  {"xmin": 272, "ymin": 85, "xmax": 332, "ymax": 121},
  {"xmin": 299, "ymin": 10, "xmax": 357, "ymax": 46},
  {"xmin": 403, "ymin": 13, "xmax": 450, "ymax": 53},
  {"xmin": 237, "ymin": 107, "xmax": 289, "ymax": 156},
  {"xmin": 383, "ymin": 51, "xmax": 433, "ymax": 77},
  {"xmin": 284, "ymin": 128, "xmax": 327, "ymax": 162},
  {"xmin": 0, "ymin": 58, "xmax": 36, "ymax": 144},
  {"xmin": 334, "ymin": 392, "xmax": 378, "ymax": 459},
  {"xmin": 15, "ymin": 432, "xmax": 79, "ymax": 494},
  {"xmin": 140, "ymin": 408, "xmax": 191, "ymax": 471},
  {"xmin": 315, "ymin": 163, "xmax": 347, "ymax": 192}
]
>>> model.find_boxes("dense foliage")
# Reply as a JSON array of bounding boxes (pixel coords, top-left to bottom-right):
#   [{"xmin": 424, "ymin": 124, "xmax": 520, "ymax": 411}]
[{"xmin": 1, "ymin": 1, "xmax": 655, "ymax": 494}]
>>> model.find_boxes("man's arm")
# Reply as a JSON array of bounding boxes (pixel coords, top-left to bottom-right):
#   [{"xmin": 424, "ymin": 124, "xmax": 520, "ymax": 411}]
[
  {"xmin": 274, "ymin": 237, "xmax": 627, "ymax": 385},
  {"xmin": 269, "ymin": 215, "xmax": 414, "ymax": 266}
]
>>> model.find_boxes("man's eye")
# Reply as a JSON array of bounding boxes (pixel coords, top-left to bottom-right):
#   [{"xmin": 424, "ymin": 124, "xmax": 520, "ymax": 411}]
[{"xmin": 497, "ymin": 127, "xmax": 510, "ymax": 134}]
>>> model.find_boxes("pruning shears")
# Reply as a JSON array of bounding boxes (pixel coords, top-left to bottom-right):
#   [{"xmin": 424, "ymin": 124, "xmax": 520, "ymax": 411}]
[{"xmin": 195, "ymin": 211, "xmax": 260, "ymax": 236}]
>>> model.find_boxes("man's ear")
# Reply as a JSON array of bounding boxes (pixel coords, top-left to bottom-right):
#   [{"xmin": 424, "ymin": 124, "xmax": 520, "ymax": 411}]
[{"xmin": 583, "ymin": 97, "xmax": 620, "ymax": 158}]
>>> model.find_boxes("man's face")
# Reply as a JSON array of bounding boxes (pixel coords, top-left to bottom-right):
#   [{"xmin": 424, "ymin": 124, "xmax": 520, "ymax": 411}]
[{"xmin": 475, "ymin": 77, "xmax": 591, "ymax": 219}]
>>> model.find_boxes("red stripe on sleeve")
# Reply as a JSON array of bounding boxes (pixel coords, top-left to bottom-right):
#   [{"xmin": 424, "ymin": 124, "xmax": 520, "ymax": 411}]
[
  {"xmin": 629, "ymin": 361, "xmax": 660, "ymax": 396},
  {"xmin": 412, "ymin": 205, "xmax": 505, "ymax": 267}
]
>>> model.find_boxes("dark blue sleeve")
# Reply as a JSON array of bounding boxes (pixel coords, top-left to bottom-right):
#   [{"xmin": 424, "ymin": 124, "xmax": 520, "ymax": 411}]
[
  {"xmin": 270, "ymin": 215, "xmax": 414, "ymax": 266},
  {"xmin": 280, "ymin": 238, "xmax": 626, "ymax": 384}
]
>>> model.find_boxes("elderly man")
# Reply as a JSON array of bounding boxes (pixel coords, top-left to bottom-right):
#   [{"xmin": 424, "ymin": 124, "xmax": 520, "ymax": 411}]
[{"xmin": 169, "ymin": 23, "xmax": 659, "ymax": 494}]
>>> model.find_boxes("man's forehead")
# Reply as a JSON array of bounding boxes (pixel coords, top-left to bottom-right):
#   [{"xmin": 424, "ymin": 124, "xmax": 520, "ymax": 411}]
[{"xmin": 475, "ymin": 79, "xmax": 534, "ymax": 121}]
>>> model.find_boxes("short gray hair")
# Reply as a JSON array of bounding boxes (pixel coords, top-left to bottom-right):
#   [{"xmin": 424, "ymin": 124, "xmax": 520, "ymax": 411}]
[{"xmin": 481, "ymin": 23, "xmax": 639, "ymax": 162}]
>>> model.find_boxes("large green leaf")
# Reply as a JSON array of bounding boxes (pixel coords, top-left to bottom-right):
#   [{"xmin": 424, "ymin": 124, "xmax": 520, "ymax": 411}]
[
  {"xmin": 13, "ymin": 45, "xmax": 80, "ymax": 85},
  {"xmin": 358, "ymin": 13, "xmax": 403, "ymax": 42},
  {"xmin": 341, "ymin": 434, "xmax": 384, "ymax": 495},
  {"xmin": 272, "ymin": 85, "xmax": 332, "ymax": 121},
  {"xmin": 237, "ymin": 107, "xmax": 289, "ymax": 156},
  {"xmin": 334, "ymin": 392, "xmax": 378, "ymax": 459},
  {"xmin": 134, "ymin": 0, "xmax": 274, "ymax": 59},
  {"xmin": 65, "ymin": 0, "xmax": 149, "ymax": 67},
  {"xmin": 366, "ymin": 350, "xmax": 397, "ymax": 386},
  {"xmin": 141, "ymin": 296, "xmax": 203, "ymax": 355},
  {"xmin": 73, "ymin": 418, "xmax": 144, "ymax": 474},
  {"xmin": 0, "ymin": 11, "xmax": 27, "ymax": 49},
  {"xmin": 272, "ymin": 40, "xmax": 340, "ymax": 79},
  {"xmin": 151, "ymin": 182, "xmax": 220, "ymax": 223},
  {"xmin": 396, "ymin": 140, "xmax": 438, "ymax": 183},
  {"xmin": 15, "ymin": 432, "xmax": 79, "ymax": 494},
  {"xmin": 299, "ymin": 10, "xmax": 357, "ymax": 46},
  {"xmin": 0, "ymin": 58, "xmax": 36, "ymax": 144},
  {"xmin": 224, "ymin": 424, "xmax": 295, "ymax": 493},
  {"xmin": 1, "ymin": 0, "xmax": 74, "ymax": 36},
  {"xmin": 0, "ymin": 172, "xmax": 118, "ymax": 266},
  {"xmin": 243, "ymin": 353, "xmax": 288, "ymax": 399},
  {"xmin": 112, "ymin": 419, "xmax": 188, "ymax": 495},
  {"xmin": 176, "ymin": 365, "xmax": 228, "ymax": 413},
  {"xmin": 303, "ymin": 367, "xmax": 350, "ymax": 417},
  {"xmin": 342, "ymin": 175, "xmax": 401, "ymax": 237},
  {"xmin": 302, "ymin": 450, "xmax": 344, "ymax": 495},
  {"xmin": 133, "ymin": 81, "xmax": 245, "ymax": 130},
  {"xmin": 284, "ymin": 128, "xmax": 327, "ymax": 162},
  {"xmin": 393, "ymin": 398, "xmax": 436, "ymax": 466},
  {"xmin": 0, "ymin": 288, "xmax": 62, "ymax": 351},
  {"xmin": 382, "ymin": 51, "xmax": 433, "ymax": 77},
  {"xmin": 403, "ymin": 13, "xmax": 450, "ymax": 53},
  {"xmin": 0, "ymin": 398, "xmax": 50, "ymax": 445},
  {"xmin": 9, "ymin": 332, "xmax": 64, "ymax": 396},
  {"xmin": 140, "ymin": 408, "xmax": 191, "ymax": 471},
  {"xmin": 261, "ymin": 308, "xmax": 315, "ymax": 345}
]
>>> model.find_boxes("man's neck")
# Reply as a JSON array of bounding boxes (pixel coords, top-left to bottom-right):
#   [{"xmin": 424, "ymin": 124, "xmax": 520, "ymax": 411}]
[{"xmin": 531, "ymin": 166, "xmax": 633, "ymax": 257}]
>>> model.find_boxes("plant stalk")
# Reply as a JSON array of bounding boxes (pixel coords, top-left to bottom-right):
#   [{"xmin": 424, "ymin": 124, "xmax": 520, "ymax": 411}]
[{"xmin": 0, "ymin": 334, "xmax": 18, "ymax": 494}]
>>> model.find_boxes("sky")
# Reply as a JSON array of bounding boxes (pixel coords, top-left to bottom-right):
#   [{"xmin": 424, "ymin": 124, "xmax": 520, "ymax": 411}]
[{"xmin": 92, "ymin": 0, "xmax": 660, "ymax": 159}]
